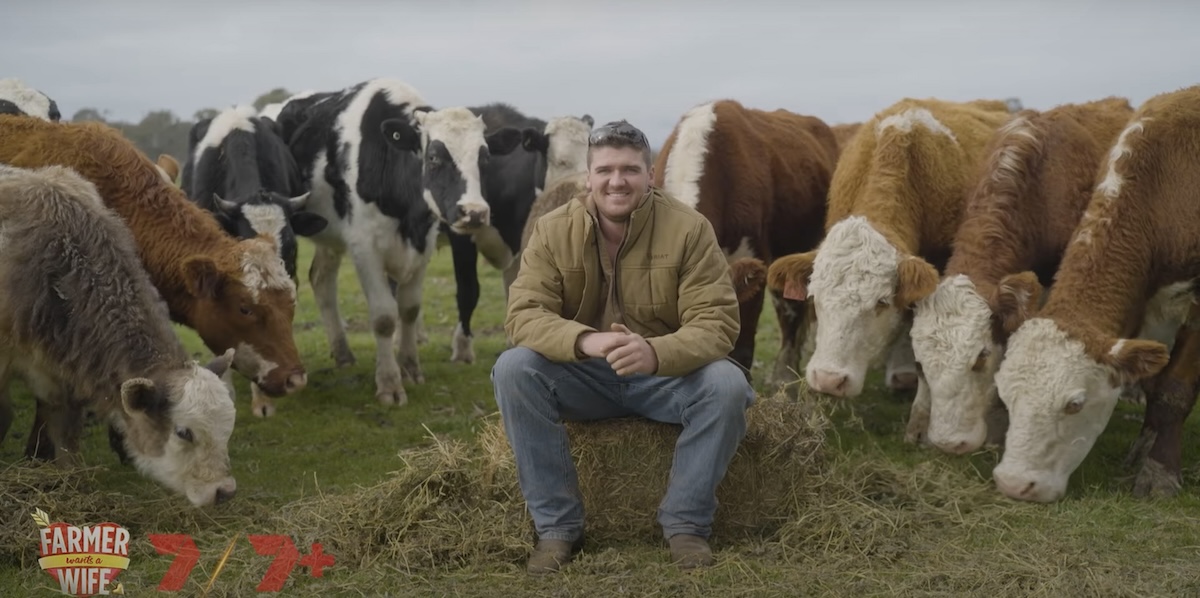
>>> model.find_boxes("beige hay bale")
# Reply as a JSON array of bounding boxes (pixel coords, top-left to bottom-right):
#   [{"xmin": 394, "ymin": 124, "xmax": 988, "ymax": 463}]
[
  {"xmin": 276, "ymin": 433, "xmax": 532, "ymax": 572},
  {"xmin": 478, "ymin": 392, "xmax": 828, "ymax": 543}
]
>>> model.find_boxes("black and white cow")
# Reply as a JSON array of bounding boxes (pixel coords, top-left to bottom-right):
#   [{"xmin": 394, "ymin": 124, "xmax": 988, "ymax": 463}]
[
  {"xmin": 443, "ymin": 107, "xmax": 595, "ymax": 363},
  {"xmin": 285, "ymin": 78, "xmax": 523, "ymax": 406},
  {"xmin": 179, "ymin": 105, "xmax": 328, "ymax": 417},
  {"xmin": 181, "ymin": 105, "xmax": 328, "ymax": 280},
  {"xmin": 0, "ymin": 78, "xmax": 61, "ymax": 121}
]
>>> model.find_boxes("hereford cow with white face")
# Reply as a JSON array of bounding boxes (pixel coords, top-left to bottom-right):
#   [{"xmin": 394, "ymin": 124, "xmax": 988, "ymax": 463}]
[
  {"xmin": 993, "ymin": 86, "xmax": 1200, "ymax": 502},
  {"xmin": 768, "ymin": 98, "xmax": 1012, "ymax": 398},
  {"xmin": 0, "ymin": 164, "xmax": 237, "ymax": 507},
  {"xmin": 909, "ymin": 97, "xmax": 1134, "ymax": 454}
]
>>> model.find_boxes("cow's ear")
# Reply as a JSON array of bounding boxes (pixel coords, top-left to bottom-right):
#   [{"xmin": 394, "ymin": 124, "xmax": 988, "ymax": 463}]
[
  {"xmin": 182, "ymin": 256, "xmax": 224, "ymax": 299},
  {"xmin": 487, "ymin": 127, "xmax": 523, "ymax": 156},
  {"xmin": 381, "ymin": 118, "xmax": 421, "ymax": 153},
  {"xmin": 1101, "ymin": 338, "xmax": 1170, "ymax": 384},
  {"xmin": 289, "ymin": 212, "xmax": 328, "ymax": 237},
  {"xmin": 989, "ymin": 271, "xmax": 1043, "ymax": 335},
  {"xmin": 581, "ymin": 114, "xmax": 594, "ymax": 128},
  {"xmin": 895, "ymin": 255, "xmax": 939, "ymax": 308},
  {"xmin": 767, "ymin": 251, "xmax": 816, "ymax": 301},
  {"xmin": 121, "ymin": 378, "xmax": 159, "ymax": 417},
  {"xmin": 206, "ymin": 348, "xmax": 236, "ymax": 378},
  {"xmin": 522, "ymin": 128, "xmax": 548, "ymax": 154}
]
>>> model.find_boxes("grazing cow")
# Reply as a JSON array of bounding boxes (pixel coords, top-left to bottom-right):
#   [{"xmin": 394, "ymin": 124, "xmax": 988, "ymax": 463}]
[
  {"xmin": 0, "ymin": 78, "xmax": 60, "ymax": 121},
  {"xmin": 908, "ymin": 97, "xmax": 1134, "ymax": 454},
  {"xmin": 654, "ymin": 99, "xmax": 839, "ymax": 386},
  {"xmin": 766, "ymin": 98, "xmax": 1012, "ymax": 398},
  {"xmin": 285, "ymin": 78, "xmax": 523, "ymax": 405},
  {"xmin": 0, "ymin": 164, "xmax": 238, "ymax": 507},
  {"xmin": 993, "ymin": 85, "xmax": 1200, "ymax": 502},
  {"xmin": 0, "ymin": 116, "xmax": 308, "ymax": 401},
  {"xmin": 156, "ymin": 154, "xmax": 181, "ymax": 184},
  {"xmin": 179, "ymin": 105, "xmax": 328, "ymax": 417}
]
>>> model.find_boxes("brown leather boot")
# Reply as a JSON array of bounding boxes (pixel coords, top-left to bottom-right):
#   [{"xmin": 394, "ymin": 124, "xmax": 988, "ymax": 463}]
[
  {"xmin": 668, "ymin": 534, "xmax": 715, "ymax": 569},
  {"xmin": 526, "ymin": 539, "xmax": 579, "ymax": 575}
]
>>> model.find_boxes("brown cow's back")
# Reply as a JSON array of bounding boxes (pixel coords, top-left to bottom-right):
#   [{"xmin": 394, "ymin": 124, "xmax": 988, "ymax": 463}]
[
  {"xmin": 654, "ymin": 99, "xmax": 838, "ymax": 380},
  {"xmin": 947, "ymin": 96, "xmax": 1135, "ymax": 291},
  {"xmin": 826, "ymin": 97, "xmax": 1013, "ymax": 259}
]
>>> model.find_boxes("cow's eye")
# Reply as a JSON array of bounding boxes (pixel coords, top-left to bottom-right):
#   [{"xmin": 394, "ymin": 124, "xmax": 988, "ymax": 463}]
[
  {"xmin": 175, "ymin": 427, "xmax": 194, "ymax": 442},
  {"xmin": 971, "ymin": 348, "xmax": 990, "ymax": 372},
  {"xmin": 239, "ymin": 306, "xmax": 253, "ymax": 317}
]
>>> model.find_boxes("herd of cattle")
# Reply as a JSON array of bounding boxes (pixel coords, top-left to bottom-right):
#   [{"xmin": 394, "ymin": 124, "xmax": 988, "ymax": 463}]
[{"xmin": 0, "ymin": 76, "xmax": 1198, "ymax": 510}]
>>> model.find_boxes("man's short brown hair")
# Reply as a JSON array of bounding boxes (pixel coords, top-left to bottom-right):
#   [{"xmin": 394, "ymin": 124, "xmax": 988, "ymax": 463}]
[{"xmin": 587, "ymin": 120, "xmax": 652, "ymax": 167}]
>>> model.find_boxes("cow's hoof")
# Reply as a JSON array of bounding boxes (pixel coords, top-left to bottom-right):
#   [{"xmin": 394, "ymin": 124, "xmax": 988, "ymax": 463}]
[
  {"xmin": 400, "ymin": 358, "xmax": 425, "ymax": 384},
  {"xmin": 252, "ymin": 400, "xmax": 276, "ymax": 419},
  {"xmin": 903, "ymin": 420, "xmax": 928, "ymax": 445},
  {"xmin": 1132, "ymin": 458, "xmax": 1181, "ymax": 498},
  {"xmin": 904, "ymin": 400, "xmax": 930, "ymax": 445},
  {"xmin": 376, "ymin": 388, "xmax": 409, "ymax": 407},
  {"xmin": 451, "ymin": 324, "xmax": 475, "ymax": 364},
  {"xmin": 332, "ymin": 344, "xmax": 356, "ymax": 368},
  {"xmin": 888, "ymin": 372, "xmax": 919, "ymax": 392}
]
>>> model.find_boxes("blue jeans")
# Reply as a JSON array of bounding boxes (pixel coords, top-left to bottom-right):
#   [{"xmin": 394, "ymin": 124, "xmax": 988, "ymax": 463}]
[{"xmin": 491, "ymin": 346, "xmax": 756, "ymax": 542}]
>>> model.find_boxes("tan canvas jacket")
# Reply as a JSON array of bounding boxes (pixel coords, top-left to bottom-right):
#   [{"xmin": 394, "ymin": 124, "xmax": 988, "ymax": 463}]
[{"xmin": 505, "ymin": 187, "xmax": 741, "ymax": 377}]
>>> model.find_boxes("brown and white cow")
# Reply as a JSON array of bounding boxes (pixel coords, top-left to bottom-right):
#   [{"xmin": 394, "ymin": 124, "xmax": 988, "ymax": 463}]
[
  {"xmin": 654, "ymin": 99, "xmax": 839, "ymax": 386},
  {"xmin": 908, "ymin": 97, "xmax": 1134, "ymax": 454},
  {"xmin": 0, "ymin": 164, "xmax": 238, "ymax": 507},
  {"xmin": 767, "ymin": 98, "xmax": 1012, "ymax": 397},
  {"xmin": 992, "ymin": 85, "xmax": 1200, "ymax": 502},
  {"xmin": 0, "ymin": 116, "xmax": 307, "ymax": 399}
]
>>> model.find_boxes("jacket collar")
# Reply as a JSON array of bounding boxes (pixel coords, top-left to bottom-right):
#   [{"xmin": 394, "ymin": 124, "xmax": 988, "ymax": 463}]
[{"xmin": 576, "ymin": 187, "xmax": 661, "ymax": 246}]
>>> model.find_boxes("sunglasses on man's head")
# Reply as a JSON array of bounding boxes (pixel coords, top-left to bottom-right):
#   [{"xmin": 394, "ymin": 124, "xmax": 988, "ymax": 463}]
[{"xmin": 588, "ymin": 121, "xmax": 650, "ymax": 149}]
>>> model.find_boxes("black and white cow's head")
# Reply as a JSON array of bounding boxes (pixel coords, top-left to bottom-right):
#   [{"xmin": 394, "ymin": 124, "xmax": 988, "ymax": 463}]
[
  {"xmin": 0, "ymin": 78, "xmax": 61, "ymax": 121},
  {"xmin": 381, "ymin": 107, "xmax": 524, "ymax": 234},
  {"xmin": 212, "ymin": 190, "xmax": 326, "ymax": 280},
  {"xmin": 185, "ymin": 105, "xmax": 328, "ymax": 280}
]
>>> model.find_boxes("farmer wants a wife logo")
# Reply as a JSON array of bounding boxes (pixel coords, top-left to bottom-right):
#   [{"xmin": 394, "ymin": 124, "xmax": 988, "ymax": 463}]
[{"xmin": 32, "ymin": 508, "xmax": 128, "ymax": 596}]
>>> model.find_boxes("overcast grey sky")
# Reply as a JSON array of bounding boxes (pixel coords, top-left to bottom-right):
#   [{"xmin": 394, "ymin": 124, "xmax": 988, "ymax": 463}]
[{"xmin": 8, "ymin": 0, "xmax": 1199, "ymax": 144}]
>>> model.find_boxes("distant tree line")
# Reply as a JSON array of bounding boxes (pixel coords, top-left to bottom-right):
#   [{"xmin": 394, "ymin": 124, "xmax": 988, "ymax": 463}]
[{"xmin": 70, "ymin": 88, "xmax": 293, "ymax": 162}]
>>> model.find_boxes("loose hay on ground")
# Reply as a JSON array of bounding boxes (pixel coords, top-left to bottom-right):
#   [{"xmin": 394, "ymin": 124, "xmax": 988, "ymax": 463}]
[{"xmin": 477, "ymin": 391, "xmax": 830, "ymax": 543}]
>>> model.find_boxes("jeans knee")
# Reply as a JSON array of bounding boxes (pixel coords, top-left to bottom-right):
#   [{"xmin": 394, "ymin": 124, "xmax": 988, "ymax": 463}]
[
  {"xmin": 492, "ymin": 347, "xmax": 543, "ymax": 388},
  {"xmin": 698, "ymin": 360, "xmax": 755, "ymax": 413}
]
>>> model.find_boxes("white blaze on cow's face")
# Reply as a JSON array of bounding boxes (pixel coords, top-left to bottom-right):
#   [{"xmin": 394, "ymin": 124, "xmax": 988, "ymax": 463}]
[
  {"xmin": 993, "ymin": 318, "xmax": 1169, "ymax": 502},
  {"xmin": 414, "ymin": 108, "xmax": 496, "ymax": 234},
  {"xmin": 804, "ymin": 216, "xmax": 936, "ymax": 397},
  {"xmin": 121, "ymin": 358, "xmax": 238, "ymax": 507},
  {"xmin": 911, "ymin": 275, "xmax": 1003, "ymax": 453}
]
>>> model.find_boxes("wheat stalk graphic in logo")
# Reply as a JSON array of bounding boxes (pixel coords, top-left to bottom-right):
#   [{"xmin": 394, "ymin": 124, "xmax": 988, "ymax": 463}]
[{"xmin": 31, "ymin": 508, "xmax": 51, "ymax": 528}]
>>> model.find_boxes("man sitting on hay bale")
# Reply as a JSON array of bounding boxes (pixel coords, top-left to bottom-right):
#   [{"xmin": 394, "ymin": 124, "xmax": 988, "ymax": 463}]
[{"xmin": 494, "ymin": 119, "xmax": 755, "ymax": 573}]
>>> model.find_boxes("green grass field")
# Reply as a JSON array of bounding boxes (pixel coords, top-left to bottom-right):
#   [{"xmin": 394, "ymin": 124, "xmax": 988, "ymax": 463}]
[{"xmin": 2, "ymin": 237, "xmax": 1200, "ymax": 597}]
